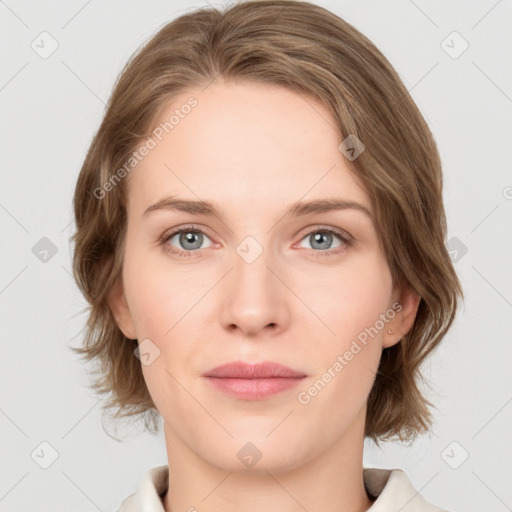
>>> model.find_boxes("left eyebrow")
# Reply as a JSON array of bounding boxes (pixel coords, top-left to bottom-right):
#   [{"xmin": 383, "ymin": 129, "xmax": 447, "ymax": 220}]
[{"xmin": 143, "ymin": 196, "xmax": 374, "ymax": 223}]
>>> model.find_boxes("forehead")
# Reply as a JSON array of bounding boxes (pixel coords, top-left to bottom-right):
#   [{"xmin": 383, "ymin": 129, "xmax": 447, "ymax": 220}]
[{"xmin": 125, "ymin": 80, "xmax": 371, "ymax": 218}]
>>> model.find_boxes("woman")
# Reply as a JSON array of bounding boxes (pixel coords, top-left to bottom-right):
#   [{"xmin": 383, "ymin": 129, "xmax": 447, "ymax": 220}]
[{"xmin": 71, "ymin": 1, "xmax": 463, "ymax": 510}]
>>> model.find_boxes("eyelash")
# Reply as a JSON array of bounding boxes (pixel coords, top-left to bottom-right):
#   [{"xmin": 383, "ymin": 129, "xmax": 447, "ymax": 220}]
[{"xmin": 158, "ymin": 224, "xmax": 353, "ymax": 259}]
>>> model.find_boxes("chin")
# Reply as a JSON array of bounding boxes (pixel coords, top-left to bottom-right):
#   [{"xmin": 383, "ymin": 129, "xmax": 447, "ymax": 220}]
[{"xmin": 194, "ymin": 428, "xmax": 313, "ymax": 475}]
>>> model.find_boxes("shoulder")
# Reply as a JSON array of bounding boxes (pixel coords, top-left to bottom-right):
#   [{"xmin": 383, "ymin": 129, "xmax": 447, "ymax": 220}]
[
  {"xmin": 364, "ymin": 467, "xmax": 450, "ymax": 512},
  {"xmin": 115, "ymin": 465, "xmax": 169, "ymax": 512}
]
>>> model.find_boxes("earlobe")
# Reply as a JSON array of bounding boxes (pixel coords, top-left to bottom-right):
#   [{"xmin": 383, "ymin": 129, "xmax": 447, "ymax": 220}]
[
  {"xmin": 383, "ymin": 284, "xmax": 421, "ymax": 349},
  {"xmin": 107, "ymin": 279, "xmax": 137, "ymax": 340}
]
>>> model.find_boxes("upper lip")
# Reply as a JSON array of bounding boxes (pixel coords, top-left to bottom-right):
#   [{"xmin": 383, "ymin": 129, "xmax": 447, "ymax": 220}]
[{"xmin": 204, "ymin": 361, "xmax": 306, "ymax": 379}]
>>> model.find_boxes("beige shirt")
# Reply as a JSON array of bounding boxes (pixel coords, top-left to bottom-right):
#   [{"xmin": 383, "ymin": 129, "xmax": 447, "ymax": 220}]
[{"xmin": 116, "ymin": 465, "xmax": 449, "ymax": 511}]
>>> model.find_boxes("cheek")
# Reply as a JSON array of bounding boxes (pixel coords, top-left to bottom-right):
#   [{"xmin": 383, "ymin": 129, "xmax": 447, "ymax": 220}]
[
  {"xmin": 294, "ymin": 256, "xmax": 393, "ymax": 339},
  {"xmin": 126, "ymin": 258, "xmax": 196, "ymax": 409},
  {"xmin": 293, "ymin": 255, "xmax": 392, "ymax": 408},
  {"xmin": 123, "ymin": 247, "xmax": 207, "ymax": 394},
  {"xmin": 123, "ymin": 245, "xmax": 196, "ymax": 338}
]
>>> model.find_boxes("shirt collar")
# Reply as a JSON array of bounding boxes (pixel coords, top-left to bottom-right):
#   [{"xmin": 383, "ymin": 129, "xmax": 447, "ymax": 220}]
[{"xmin": 117, "ymin": 465, "xmax": 445, "ymax": 512}]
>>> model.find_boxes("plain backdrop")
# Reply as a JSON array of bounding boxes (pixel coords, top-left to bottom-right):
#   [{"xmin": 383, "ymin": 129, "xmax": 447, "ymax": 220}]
[{"xmin": 1, "ymin": 1, "xmax": 511, "ymax": 511}]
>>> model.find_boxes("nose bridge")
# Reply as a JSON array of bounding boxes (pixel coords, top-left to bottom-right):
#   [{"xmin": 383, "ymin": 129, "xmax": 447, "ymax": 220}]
[
  {"xmin": 232, "ymin": 238, "xmax": 276, "ymax": 307},
  {"xmin": 219, "ymin": 235, "xmax": 287, "ymax": 334}
]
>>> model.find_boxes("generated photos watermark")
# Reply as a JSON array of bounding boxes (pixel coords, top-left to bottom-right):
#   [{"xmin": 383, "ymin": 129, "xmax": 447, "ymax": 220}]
[
  {"xmin": 93, "ymin": 96, "xmax": 198, "ymax": 199},
  {"xmin": 297, "ymin": 301, "xmax": 402, "ymax": 405}
]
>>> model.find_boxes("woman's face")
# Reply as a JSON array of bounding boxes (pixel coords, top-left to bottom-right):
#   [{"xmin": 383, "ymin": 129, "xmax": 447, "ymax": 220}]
[{"xmin": 110, "ymin": 79, "xmax": 419, "ymax": 472}]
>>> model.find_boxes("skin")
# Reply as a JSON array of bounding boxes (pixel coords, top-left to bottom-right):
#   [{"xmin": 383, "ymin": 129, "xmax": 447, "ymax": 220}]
[{"xmin": 108, "ymin": 79, "xmax": 420, "ymax": 512}]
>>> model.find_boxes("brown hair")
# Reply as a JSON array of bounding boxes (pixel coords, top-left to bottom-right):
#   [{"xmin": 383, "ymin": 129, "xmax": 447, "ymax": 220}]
[{"xmin": 71, "ymin": 0, "xmax": 463, "ymax": 443}]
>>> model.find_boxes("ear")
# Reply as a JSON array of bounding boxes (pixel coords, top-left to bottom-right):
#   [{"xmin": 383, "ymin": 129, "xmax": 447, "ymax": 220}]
[
  {"xmin": 107, "ymin": 278, "xmax": 137, "ymax": 340},
  {"xmin": 383, "ymin": 282, "xmax": 421, "ymax": 349}
]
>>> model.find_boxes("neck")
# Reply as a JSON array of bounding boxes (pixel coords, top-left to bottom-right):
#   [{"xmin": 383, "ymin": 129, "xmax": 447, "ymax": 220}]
[{"xmin": 162, "ymin": 407, "xmax": 374, "ymax": 512}]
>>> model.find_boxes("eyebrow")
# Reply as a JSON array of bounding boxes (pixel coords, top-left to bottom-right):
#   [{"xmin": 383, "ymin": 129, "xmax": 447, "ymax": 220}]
[{"xmin": 143, "ymin": 196, "xmax": 373, "ymax": 222}]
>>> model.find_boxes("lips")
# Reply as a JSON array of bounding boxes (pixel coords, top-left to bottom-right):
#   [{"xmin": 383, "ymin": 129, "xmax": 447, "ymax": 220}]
[
  {"xmin": 204, "ymin": 361, "xmax": 306, "ymax": 379},
  {"xmin": 204, "ymin": 361, "xmax": 307, "ymax": 400}
]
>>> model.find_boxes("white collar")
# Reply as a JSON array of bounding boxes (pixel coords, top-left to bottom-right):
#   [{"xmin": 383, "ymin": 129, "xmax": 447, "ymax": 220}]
[{"xmin": 117, "ymin": 465, "xmax": 447, "ymax": 511}]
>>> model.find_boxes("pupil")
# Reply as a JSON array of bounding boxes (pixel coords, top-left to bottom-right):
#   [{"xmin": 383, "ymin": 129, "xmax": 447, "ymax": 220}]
[{"xmin": 313, "ymin": 232, "xmax": 331, "ymax": 250}]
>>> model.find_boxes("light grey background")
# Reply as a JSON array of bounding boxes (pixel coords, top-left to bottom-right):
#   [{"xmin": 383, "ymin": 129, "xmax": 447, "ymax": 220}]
[{"xmin": 1, "ymin": 1, "xmax": 511, "ymax": 511}]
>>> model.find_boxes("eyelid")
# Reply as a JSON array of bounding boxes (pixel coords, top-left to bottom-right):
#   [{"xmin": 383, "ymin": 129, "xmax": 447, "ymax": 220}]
[
  {"xmin": 158, "ymin": 223, "xmax": 215, "ymax": 246},
  {"xmin": 297, "ymin": 224, "xmax": 353, "ymax": 242}
]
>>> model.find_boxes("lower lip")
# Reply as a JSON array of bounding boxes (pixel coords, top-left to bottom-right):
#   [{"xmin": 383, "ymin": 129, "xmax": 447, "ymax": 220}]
[{"xmin": 205, "ymin": 376, "xmax": 306, "ymax": 400}]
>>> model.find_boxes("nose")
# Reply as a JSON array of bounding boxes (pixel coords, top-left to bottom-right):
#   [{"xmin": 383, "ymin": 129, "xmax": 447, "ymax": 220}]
[{"xmin": 219, "ymin": 245, "xmax": 290, "ymax": 337}]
